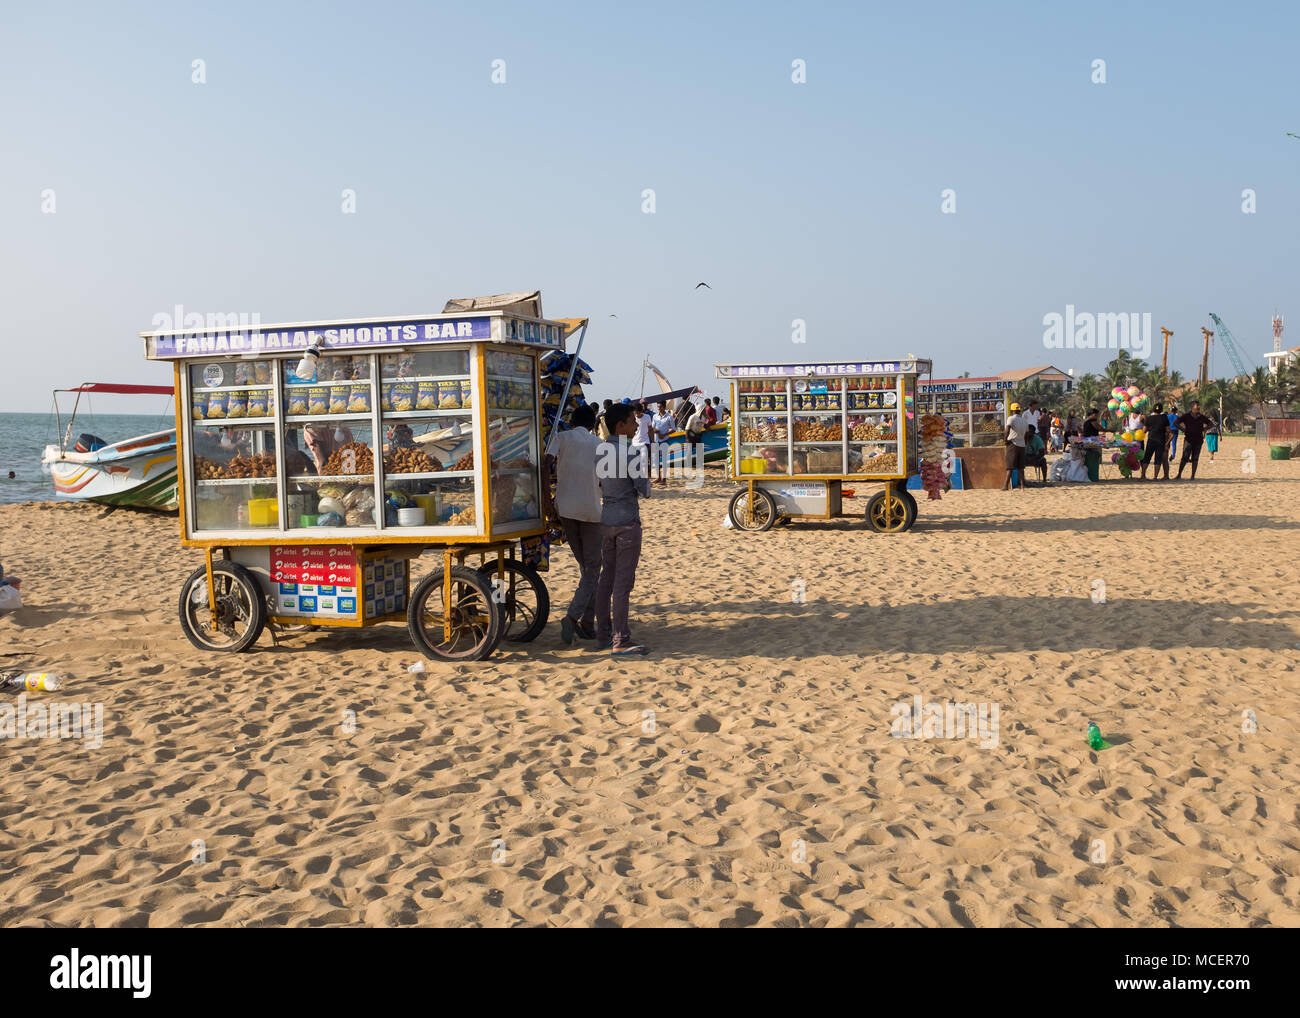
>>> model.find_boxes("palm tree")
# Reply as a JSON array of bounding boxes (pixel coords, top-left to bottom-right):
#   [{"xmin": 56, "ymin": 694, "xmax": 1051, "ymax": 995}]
[
  {"xmin": 1246, "ymin": 366, "xmax": 1277, "ymax": 420},
  {"xmin": 1103, "ymin": 351, "xmax": 1147, "ymax": 390},
  {"xmin": 1072, "ymin": 373, "xmax": 1101, "ymax": 417}
]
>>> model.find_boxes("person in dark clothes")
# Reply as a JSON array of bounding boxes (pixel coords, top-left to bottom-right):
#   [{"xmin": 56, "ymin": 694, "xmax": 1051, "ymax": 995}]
[
  {"xmin": 1174, "ymin": 401, "xmax": 1214, "ymax": 480},
  {"xmin": 1081, "ymin": 408, "xmax": 1103, "ymax": 481},
  {"xmin": 1140, "ymin": 403, "xmax": 1171, "ymax": 480}
]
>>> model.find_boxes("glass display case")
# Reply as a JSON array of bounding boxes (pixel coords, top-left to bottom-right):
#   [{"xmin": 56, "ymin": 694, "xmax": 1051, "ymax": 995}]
[
  {"xmin": 917, "ymin": 379, "xmax": 1011, "ymax": 448},
  {"xmin": 147, "ymin": 311, "xmax": 562, "ymax": 544}
]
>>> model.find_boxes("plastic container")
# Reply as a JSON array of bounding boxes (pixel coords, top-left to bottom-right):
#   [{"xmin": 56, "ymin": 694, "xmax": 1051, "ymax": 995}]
[
  {"xmin": 299, "ymin": 513, "xmax": 319, "ymax": 528},
  {"xmin": 413, "ymin": 493, "xmax": 439, "ymax": 520},
  {"xmin": 740, "ymin": 457, "xmax": 766, "ymax": 474},
  {"xmin": 397, "ymin": 506, "xmax": 426, "ymax": 526},
  {"xmin": 2, "ymin": 672, "xmax": 62, "ymax": 692},
  {"xmin": 247, "ymin": 498, "xmax": 278, "ymax": 526},
  {"xmin": 1269, "ymin": 444, "xmax": 1291, "ymax": 460}
]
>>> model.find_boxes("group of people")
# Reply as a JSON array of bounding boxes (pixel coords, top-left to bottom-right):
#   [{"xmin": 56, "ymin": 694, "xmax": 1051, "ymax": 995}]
[
  {"xmin": 543, "ymin": 394, "xmax": 730, "ymax": 655},
  {"xmin": 1003, "ymin": 398, "xmax": 1220, "ymax": 488}
]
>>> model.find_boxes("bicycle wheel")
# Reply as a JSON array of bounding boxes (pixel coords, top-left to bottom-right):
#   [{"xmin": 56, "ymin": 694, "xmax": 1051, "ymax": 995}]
[
  {"xmin": 728, "ymin": 488, "xmax": 777, "ymax": 532},
  {"xmin": 178, "ymin": 561, "xmax": 267, "ymax": 652},
  {"xmin": 407, "ymin": 565, "xmax": 502, "ymax": 661},
  {"xmin": 478, "ymin": 560, "xmax": 549, "ymax": 643}
]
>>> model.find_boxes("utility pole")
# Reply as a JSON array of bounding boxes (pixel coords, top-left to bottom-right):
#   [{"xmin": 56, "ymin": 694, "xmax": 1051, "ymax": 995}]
[{"xmin": 1160, "ymin": 327, "xmax": 1173, "ymax": 380}]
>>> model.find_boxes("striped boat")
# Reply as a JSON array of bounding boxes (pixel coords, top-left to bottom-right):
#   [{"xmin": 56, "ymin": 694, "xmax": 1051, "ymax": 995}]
[
  {"xmin": 43, "ymin": 383, "xmax": 178, "ymax": 510},
  {"xmin": 44, "ymin": 431, "xmax": 179, "ymax": 509}
]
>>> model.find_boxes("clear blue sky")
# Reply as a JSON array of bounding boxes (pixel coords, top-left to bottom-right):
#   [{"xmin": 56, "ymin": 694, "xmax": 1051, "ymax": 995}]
[{"xmin": 3, "ymin": 0, "xmax": 1297, "ymax": 412}]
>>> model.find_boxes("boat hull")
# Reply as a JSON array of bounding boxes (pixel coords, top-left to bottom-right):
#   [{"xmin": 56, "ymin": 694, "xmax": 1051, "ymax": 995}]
[
  {"xmin": 46, "ymin": 431, "xmax": 178, "ymax": 510},
  {"xmin": 659, "ymin": 423, "xmax": 730, "ymax": 464}
]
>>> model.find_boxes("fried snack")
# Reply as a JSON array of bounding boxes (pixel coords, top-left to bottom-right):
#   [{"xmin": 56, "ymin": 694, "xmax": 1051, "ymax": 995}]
[
  {"xmin": 448, "ymin": 506, "xmax": 476, "ymax": 526},
  {"xmin": 453, "ymin": 451, "xmax": 475, "ymax": 471},
  {"xmin": 322, "ymin": 442, "xmax": 375, "ymax": 475},
  {"xmin": 383, "ymin": 447, "xmax": 444, "ymax": 474}
]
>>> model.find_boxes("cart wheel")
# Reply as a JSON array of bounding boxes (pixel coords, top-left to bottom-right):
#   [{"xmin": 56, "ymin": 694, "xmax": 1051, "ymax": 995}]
[
  {"xmin": 477, "ymin": 560, "xmax": 549, "ymax": 643},
  {"xmin": 408, "ymin": 565, "xmax": 503, "ymax": 661},
  {"xmin": 866, "ymin": 488, "xmax": 910, "ymax": 533},
  {"xmin": 178, "ymin": 561, "xmax": 267, "ymax": 652},
  {"xmin": 728, "ymin": 488, "xmax": 777, "ymax": 532},
  {"xmin": 899, "ymin": 489, "xmax": 919, "ymax": 531}
]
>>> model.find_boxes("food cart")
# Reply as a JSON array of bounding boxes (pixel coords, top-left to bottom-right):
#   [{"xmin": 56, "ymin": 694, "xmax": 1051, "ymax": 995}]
[
  {"xmin": 143, "ymin": 306, "xmax": 582, "ymax": 661},
  {"xmin": 718, "ymin": 358, "xmax": 931, "ymax": 533}
]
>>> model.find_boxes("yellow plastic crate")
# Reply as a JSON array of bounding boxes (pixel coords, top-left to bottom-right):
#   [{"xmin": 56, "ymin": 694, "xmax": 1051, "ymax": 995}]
[{"xmin": 248, "ymin": 498, "xmax": 279, "ymax": 527}]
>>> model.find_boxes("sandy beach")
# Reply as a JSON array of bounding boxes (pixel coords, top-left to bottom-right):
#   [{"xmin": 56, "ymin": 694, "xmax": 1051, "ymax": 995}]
[{"xmin": 1, "ymin": 435, "xmax": 1297, "ymax": 928}]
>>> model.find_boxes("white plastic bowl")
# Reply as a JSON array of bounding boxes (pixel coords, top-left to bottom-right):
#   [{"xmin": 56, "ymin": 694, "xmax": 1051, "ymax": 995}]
[{"xmin": 397, "ymin": 506, "xmax": 426, "ymax": 526}]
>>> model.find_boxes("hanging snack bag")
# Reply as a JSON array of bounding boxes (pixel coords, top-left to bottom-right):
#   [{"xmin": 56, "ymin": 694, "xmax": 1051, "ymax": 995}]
[
  {"xmin": 348, "ymin": 382, "xmax": 371, "ymax": 413},
  {"xmin": 253, "ymin": 361, "xmax": 272, "ymax": 384},
  {"xmin": 437, "ymin": 380, "xmax": 461, "ymax": 410},
  {"xmin": 226, "ymin": 390, "xmax": 248, "ymax": 418},
  {"xmin": 460, "ymin": 379, "xmax": 473, "ymax": 408},
  {"xmin": 191, "ymin": 391, "xmax": 207, "ymax": 420},
  {"xmin": 416, "ymin": 380, "xmax": 439, "ymax": 410},
  {"xmin": 391, "ymin": 382, "xmax": 415, "ymax": 412},
  {"xmin": 247, "ymin": 388, "xmax": 270, "ymax": 417},
  {"xmin": 329, "ymin": 385, "xmax": 350, "ymax": 414},
  {"xmin": 307, "ymin": 386, "xmax": 329, "ymax": 415},
  {"xmin": 205, "ymin": 391, "xmax": 228, "ymax": 419},
  {"xmin": 288, "ymin": 388, "xmax": 309, "ymax": 415}
]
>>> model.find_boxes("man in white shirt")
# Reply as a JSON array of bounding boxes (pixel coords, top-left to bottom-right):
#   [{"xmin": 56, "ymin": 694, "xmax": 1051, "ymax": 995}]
[
  {"xmin": 543, "ymin": 404, "xmax": 603, "ymax": 644},
  {"xmin": 1022, "ymin": 400, "xmax": 1042, "ymax": 435},
  {"xmin": 651, "ymin": 402, "xmax": 674, "ymax": 486},
  {"xmin": 1003, "ymin": 403, "xmax": 1028, "ymax": 492},
  {"xmin": 632, "ymin": 402, "xmax": 652, "ymax": 447}
]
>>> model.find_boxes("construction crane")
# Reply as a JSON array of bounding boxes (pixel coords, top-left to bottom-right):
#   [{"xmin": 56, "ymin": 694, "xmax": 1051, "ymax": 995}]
[
  {"xmin": 1160, "ymin": 327, "xmax": 1173, "ymax": 379},
  {"xmin": 1198, "ymin": 327, "xmax": 1214, "ymax": 387},
  {"xmin": 1207, "ymin": 313, "xmax": 1258, "ymax": 380}
]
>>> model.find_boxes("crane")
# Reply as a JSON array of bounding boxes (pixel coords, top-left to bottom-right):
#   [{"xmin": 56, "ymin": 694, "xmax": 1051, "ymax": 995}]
[
  {"xmin": 1207, "ymin": 313, "xmax": 1258, "ymax": 380},
  {"xmin": 1160, "ymin": 327, "xmax": 1173, "ymax": 379}
]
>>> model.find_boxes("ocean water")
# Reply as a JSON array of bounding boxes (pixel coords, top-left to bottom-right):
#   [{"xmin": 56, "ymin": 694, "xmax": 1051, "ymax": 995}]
[{"xmin": 0, "ymin": 411, "xmax": 176, "ymax": 505}]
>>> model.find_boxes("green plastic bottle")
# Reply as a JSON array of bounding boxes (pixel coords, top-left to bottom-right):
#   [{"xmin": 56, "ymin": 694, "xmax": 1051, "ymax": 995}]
[{"xmin": 1087, "ymin": 721, "xmax": 1103, "ymax": 751}]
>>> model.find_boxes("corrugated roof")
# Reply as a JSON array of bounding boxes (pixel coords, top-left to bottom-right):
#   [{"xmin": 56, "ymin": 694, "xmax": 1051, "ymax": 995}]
[{"xmin": 999, "ymin": 365, "xmax": 1072, "ymax": 381}]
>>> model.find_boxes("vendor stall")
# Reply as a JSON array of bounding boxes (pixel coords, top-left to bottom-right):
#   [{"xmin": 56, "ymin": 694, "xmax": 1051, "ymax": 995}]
[
  {"xmin": 144, "ymin": 304, "xmax": 585, "ymax": 661},
  {"xmin": 717, "ymin": 358, "xmax": 931, "ymax": 533},
  {"xmin": 918, "ymin": 377, "xmax": 1011, "ymax": 448}
]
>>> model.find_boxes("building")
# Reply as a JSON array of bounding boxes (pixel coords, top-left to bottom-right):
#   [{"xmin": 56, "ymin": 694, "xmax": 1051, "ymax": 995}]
[
  {"xmin": 997, "ymin": 365, "xmax": 1075, "ymax": 394},
  {"xmin": 1264, "ymin": 346, "xmax": 1300, "ymax": 375}
]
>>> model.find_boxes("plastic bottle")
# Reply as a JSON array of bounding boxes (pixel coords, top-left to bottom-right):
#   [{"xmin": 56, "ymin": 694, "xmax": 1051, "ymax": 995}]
[
  {"xmin": 4, "ymin": 672, "xmax": 62, "ymax": 692},
  {"xmin": 1087, "ymin": 721, "xmax": 1103, "ymax": 751}
]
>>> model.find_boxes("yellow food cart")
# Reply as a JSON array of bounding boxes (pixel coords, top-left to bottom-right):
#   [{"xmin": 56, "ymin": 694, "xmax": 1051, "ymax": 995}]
[
  {"xmin": 144, "ymin": 305, "xmax": 583, "ymax": 660},
  {"xmin": 717, "ymin": 357, "xmax": 931, "ymax": 533}
]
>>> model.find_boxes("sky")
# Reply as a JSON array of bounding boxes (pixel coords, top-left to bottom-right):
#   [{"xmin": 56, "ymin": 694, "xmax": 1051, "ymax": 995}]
[{"xmin": 2, "ymin": 0, "xmax": 1298, "ymax": 412}]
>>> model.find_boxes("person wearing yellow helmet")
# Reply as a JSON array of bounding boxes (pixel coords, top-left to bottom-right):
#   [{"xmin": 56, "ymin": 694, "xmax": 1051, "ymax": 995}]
[{"xmin": 1003, "ymin": 403, "xmax": 1028, "ymax": 491}]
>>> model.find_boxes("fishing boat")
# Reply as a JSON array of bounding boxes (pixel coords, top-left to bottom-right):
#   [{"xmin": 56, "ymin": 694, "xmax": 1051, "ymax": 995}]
[
  {"xmin": 41, "ymin": 383, "xmax": 179, "ymax": 509},
  {"xmin": 637, "ymin": 359, "xmax": 730, "ymax": 465}
]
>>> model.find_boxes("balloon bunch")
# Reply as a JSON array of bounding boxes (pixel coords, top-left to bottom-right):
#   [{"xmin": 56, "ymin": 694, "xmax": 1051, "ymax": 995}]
[
  {"xmin": 1111, "ymin": 446, "xmax": 1140, "ymax": 477},
  {"xmin": 918, "ymin": 414, "xmax": 951, "ymax": 500},
  {"xmin": 1106, "ymin": 384, "xmax": 1149, "ymax": 418}
]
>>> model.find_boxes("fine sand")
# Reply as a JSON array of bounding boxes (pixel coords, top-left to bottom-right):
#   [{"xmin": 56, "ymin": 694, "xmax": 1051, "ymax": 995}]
[{"xmin": 1, "ymin": 436, "xmax": 1298, "ymax": 927}]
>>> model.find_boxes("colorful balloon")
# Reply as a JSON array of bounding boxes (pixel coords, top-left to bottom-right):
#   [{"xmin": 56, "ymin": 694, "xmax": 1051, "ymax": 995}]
[{"xmin": 1121, "ymin": 431, "xmax": 1134, "ymax": 443}]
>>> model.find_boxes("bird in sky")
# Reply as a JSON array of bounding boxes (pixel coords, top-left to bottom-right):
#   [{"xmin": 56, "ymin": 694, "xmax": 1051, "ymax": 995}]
[
  {"xmin": 608, "ymin": 314, "xmax": 617, "ymax": 318},
  {"xmin": 695, "ymin": 282, "xmax": 711, "ymax": 289}
]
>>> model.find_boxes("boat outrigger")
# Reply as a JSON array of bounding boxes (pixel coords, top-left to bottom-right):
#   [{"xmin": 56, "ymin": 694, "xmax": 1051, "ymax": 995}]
[{"xmin": 42, "ymin": 383, "xmax": 179, "ymax": 510}]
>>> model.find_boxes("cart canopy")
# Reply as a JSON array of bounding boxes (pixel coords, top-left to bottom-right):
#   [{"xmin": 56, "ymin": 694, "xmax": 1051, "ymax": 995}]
[
  {"xmin": 442, "ymin": 291, "xmax": 543, "ymax": 318},
  {"xmin": 56, "ymin": 383, "xmax": 174, "ymax": 395}
]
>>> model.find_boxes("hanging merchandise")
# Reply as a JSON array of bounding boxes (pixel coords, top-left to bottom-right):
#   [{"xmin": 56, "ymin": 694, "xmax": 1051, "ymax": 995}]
[{"xmin": 918, "ymin": 413, "xmax": 951, "ymax": 500}]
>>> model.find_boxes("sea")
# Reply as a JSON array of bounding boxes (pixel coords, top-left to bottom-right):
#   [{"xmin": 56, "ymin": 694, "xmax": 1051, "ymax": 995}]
[{"xmin": 0, "ymin": 411, "xmax": 176, "ymax": 505}]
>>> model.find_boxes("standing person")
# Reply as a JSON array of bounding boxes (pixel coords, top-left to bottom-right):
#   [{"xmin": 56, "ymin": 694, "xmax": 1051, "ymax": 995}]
[
  {"xmin": 684, "ymin": 398, "xmax": 707, "ymax": 463},
  {"xmin": 594, "ymin": 404, "xmax": 650, "ymax": 656},
  {"xmin": 1140, "ymin": 403, "xmax": 1171, "ymax": 480},
  {"xmin": 543, "ymin": 404, "xmax": 603, "ymax": 644},
  {"xmin": 1174, "ymin": 401, "xmax": 1214, "ymax": 480},
  {"xmin": 1081, "ymin": 408, "xmax": 1103, "ymax": 481},
  {"xmin": 651, "ymin": 401, "xmax": 674, "ymax": 486},
  {"xmin": 1025, "ymin": 424, "xmax": 1048, "ymax": 484},
  {"xmin": 1206, "ymin": 411, "xmax": 1220, "ymax": 461},
  {"xmin": 1003, "ymin": 403, "xmax": 1028, "ymax": 491},
  {"xmin": 597, "ymin": 399, "xmax": 617, "ymax": 440},
  {"xmin": 632, "ymin": 401, "xmax": 652, "ymax": 450},
  {"xmin": 1022, "ymin": 400, "xmax": 1042, "ymax": 436},
  {"xmin": 712, "ymin": 395, "xmax": 727, "ymax": 422},
  {"xmin": 1049, "ymin": 411, "xmax": 1064, "ymax": 453},
  {"xmin": 1166, "ymin": 403, "xmax": 1180, "ymax": 464}
]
